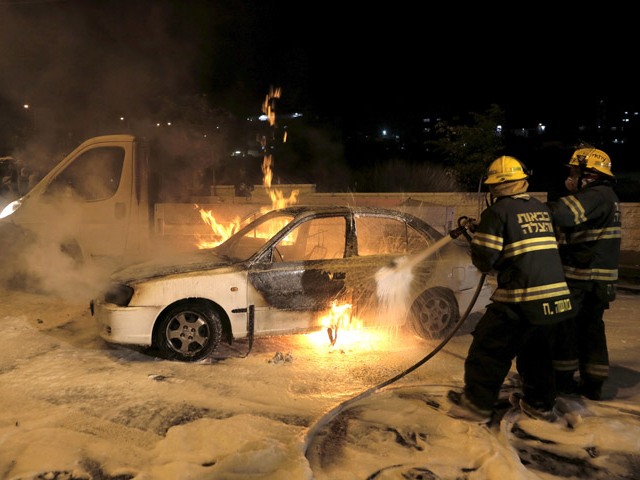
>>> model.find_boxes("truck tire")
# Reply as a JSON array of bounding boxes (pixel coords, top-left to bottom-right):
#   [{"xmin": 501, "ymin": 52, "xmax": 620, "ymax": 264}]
[
  {"xmin": 154, "ymin": 301, "xmax": 223, "ymax": 362},
  {"xmin": 408, "ymin": 287, "xmax": 459, "ymax": 340}
]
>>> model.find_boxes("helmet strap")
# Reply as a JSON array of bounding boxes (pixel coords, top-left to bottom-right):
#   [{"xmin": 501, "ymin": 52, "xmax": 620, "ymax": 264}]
[
  {"xmin": 485, "ymin": 192, "xmax": 494, "ymax": 207},
  {"xmin": 578, "ymin": 169, "xmax": 585, "ymax": 190}
]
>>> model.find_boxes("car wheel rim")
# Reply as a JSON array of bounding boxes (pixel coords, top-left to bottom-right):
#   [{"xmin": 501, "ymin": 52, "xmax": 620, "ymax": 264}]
[
  {"xmin": 410, "ymin": 289, "xmax": 458, "ymax": 339},
  {"xmin": 418, "ymin": 300, "xmax": 449, "ymax": 336},
  {"xmin": 165, "ymin": 311, "xmax": 210, "ymax": 356}
]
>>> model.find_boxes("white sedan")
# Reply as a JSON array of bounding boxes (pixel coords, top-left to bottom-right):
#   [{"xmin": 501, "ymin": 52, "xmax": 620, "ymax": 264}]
[{"xmin": 91, "ymin": 205, "xmax": 492, "ymax": 362}]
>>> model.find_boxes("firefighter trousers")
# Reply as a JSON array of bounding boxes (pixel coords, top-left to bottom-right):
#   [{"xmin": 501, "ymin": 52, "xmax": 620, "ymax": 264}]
[
  {"xmin": 553, "ymin": 281, "xmax": 611, "ymax": 383},
  {"xmin": 463, "ymin": 302, "xmax": 561, "ymax": 412}
]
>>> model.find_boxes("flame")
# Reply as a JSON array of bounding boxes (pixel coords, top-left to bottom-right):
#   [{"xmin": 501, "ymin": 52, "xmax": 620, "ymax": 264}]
[
  {"xmin": 195, "ymin": 85, "xmax": 298, "ymax": 248},
  {"xmin": 322, "ymin": 301, "xmax": 356, "ymax": 331},
  {"xmin": 261, "ymin": 154, "xmax": 299, "ymax": 213},
  {"xmin": 305, "ymin": 301, "xmax": 370, "ymax": 348},
  {"xmin": 196, "ymin": 205, "xmax": 240, "ymax": 248},
  {"xmin": 304, "ymin": 301, "xmax": 397, "ymax": 350},
  {"xmin": 259, "ymin": 87, "xmax": 298, "ymax": 213},
  {"xmin": 262, "ymin": 154, "xmax": 273, "ymax": 187},
  {"xmin": 262, "ymin": 86, "xmax": 281, "ymax": 127}
]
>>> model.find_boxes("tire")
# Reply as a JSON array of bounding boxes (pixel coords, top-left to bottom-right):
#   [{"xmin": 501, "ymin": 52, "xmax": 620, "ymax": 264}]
[
  {"xmin": 408, "ymin": 287, "xmax": 460, "ymax": 340},
  {"xmin": 154, "ymin": 301, "xmax": 223, "ymax": 362}
]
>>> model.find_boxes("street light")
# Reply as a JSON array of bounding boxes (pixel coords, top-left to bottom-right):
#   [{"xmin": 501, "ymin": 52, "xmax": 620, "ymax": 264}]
[{"xmin": 23, "ymin": 104, "xmax": 36, "ymax": 133}]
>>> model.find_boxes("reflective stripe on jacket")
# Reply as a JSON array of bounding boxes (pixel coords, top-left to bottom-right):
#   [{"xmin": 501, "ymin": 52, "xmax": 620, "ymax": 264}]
[
  {"xmin": 471, "ymin": 193, "xmax": 573, "ymax": 324},
  {"xmin": 547, "ymin": 181, "xmax": 621, "ymax": 282}
]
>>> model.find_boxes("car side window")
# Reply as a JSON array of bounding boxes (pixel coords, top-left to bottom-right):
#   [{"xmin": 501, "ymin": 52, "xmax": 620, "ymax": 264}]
[
  {"xmin": 274, "ymin": 216, "xmax": 347, "ymax": 262},
  {"xmin": 45, "ymin": 147, "xmax": 124, "ymax": 202},
  {"xmin": 356, "ymin": 216, "xmax": 429, "ymax": 256}
]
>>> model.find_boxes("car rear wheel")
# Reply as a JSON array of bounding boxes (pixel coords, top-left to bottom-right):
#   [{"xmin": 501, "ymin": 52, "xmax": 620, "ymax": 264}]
[
  {"xmin": 408, "ymin": 287, "xmax": 460, "ymax": 340},
  {"xmin": 154, "ymin": 302, "xmax": 223, "ymax": 362}
]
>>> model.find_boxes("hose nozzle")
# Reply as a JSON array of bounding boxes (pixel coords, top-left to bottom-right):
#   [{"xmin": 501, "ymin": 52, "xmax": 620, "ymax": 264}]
[{"xmin": 449, "ymin": 216, "xmax": 478, "ymax": 241}]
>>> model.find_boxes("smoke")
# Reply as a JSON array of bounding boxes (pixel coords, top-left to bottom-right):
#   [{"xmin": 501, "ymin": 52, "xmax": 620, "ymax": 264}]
[
  {"xmin": 0, "ymin": 195, "xmax": 113, "ymax": 300},
  {"xmin": 0, "ymin": 1, "xmax": 211, "ymax": 157},
  {"xmin": 0, "ymin": 1, "xmax": 236, "ymax": 299},
  {"xmin": 2, "ymin": 1, "xmax": 196, "ymax": 107},
  {"xmin": 0, "ymin": 1, "xmax": 455, "ymax": 301},
  {"xmin": 19, "ymin": 233, "xmax": 114, "ymax": 301}
]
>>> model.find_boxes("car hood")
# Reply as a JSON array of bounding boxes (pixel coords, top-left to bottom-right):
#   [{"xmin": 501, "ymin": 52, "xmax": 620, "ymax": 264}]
[{"xmin": 111, "ymin": 248, "xmax": 234, "ymax": 283}]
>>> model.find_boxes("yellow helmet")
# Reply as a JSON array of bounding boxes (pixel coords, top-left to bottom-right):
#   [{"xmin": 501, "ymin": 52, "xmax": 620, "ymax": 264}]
[
  {"xmin": 569, "ymin": 148, "xmax": 614, "ymax": 177},
  {"xmin": 483, "ymin": 156, "xmax": 529, "ymax": 185}
]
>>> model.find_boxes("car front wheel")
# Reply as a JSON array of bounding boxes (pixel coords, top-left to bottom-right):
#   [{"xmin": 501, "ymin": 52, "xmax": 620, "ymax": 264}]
[
  {"xmin": 408, "ymin": 287, "xmax": 460, "ymax": 340},
  {"xmin": 154, "ymin": 302, "xmax": 223, "ymax": 362}
]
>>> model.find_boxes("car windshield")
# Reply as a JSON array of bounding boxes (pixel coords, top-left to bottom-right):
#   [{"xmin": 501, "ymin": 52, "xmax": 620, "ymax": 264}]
[{"xmin": 214, "ymin": 211, "xmax": 296, "ymax": 261}]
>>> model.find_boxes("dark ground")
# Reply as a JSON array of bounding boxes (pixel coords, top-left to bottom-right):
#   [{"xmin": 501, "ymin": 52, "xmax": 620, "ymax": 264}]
[{"xmin": 619, "ymin": 250, "xmax": 640, "ymax": 292}]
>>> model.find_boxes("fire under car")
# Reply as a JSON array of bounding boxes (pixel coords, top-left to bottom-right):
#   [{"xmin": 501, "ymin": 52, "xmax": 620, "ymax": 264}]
[{"xmin": 91, "ymin": 205, "xmax": 493, "ymax": 362}]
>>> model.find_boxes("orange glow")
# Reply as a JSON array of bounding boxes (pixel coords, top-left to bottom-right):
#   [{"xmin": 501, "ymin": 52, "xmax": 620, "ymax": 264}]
[
  {"xmin": 260, "ymin": 153, "xmax": 298, "ymax": 212},
  {"xmin": 196, "ymin": 206, "xmax": 241, "ymax": 248},
  {"xmin": 304, "ymin": 325, "xmax": 400, "ymax": 351},
  {"xmin": 304, "ymin": 302, "xmax": 370, "ymax": 348},
  {"xmin": 322, "ymin": 301, "xmax": 356, "ymax": 331},
  {"xmin": 262, "ymin": 86, "xmax": 281, "ymax": 127},
  {"xmin": 301, "ymin": 301, "xmax": 408, "ymax": 351},
  {"xmin": 262, "ymin": 154, "xmax": 273, "ymax": 188}
]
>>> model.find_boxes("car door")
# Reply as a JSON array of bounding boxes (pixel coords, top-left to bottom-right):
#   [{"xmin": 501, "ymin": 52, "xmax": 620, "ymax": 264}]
[{"xmin": 247, "ymin": 213, "xmax": 350, "ymax": 333}]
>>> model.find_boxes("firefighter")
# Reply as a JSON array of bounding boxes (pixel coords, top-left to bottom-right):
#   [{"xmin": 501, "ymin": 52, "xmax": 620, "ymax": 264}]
[
  {"xmin": 547, "ymin": 147, "xmax": 622, "ymax": 400},
  {"xmin": 448, "ymin": 156, "xmax": 574, "ymax": 423}
]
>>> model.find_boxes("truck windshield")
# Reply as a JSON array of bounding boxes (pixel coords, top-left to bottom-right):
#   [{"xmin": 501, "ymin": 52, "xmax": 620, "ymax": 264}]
[{"xmin": 45, "ymin": 147, "xmax": 124, "ymax": 202}]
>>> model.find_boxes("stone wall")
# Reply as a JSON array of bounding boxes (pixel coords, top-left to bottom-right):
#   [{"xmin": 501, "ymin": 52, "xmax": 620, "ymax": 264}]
[{"xmin": 620, "ymin": 203, "xmax": 640, "ymax": 252}]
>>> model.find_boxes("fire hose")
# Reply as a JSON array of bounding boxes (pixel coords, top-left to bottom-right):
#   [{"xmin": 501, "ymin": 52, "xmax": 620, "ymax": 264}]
[{"xmin": 304, "ymin": 216, "xmax": 485, "ymax": 454}]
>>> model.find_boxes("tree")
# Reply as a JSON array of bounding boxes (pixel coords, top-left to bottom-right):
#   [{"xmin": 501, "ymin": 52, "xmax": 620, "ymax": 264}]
[{"xmin": 430, "ymin": 104, "xmax": 506, "ymax": 191}]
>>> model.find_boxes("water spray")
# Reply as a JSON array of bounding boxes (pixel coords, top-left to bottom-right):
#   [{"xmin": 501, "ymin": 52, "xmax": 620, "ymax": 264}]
[
  {"xmin": 372, "ymin": 215, "xmax": 476, "ymax": 327},
  {"xmin": 304, "ymin": 215, "xmax": 485, "ymax": 455},
  {"xmin": 384, "ymin": 216, "xmax": 475, "ymax": 274}
]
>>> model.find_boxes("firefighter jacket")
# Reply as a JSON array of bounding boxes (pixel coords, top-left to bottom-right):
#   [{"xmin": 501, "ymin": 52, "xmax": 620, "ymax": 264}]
[
  {"xmin": 471, "ymin": 193, "xmax": 573, "ymax": 325},
  {"xmin": 546, "ymin": 179, "xmax": 621, "ymax": 284}
]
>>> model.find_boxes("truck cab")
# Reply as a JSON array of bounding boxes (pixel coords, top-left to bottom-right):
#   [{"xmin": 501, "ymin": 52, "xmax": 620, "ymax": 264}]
[{"xmin": 0, "ymin": 135, "xmax": 151, "ymax": 266}]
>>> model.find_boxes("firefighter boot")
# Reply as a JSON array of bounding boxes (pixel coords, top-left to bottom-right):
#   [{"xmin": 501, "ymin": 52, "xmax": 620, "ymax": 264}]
[
  {"xmin": 447, "ymin": 391, "xmax": 492, "ymax": 423},
  {"xmin": 578, "ymin": 376, "xmax": 604, "ymax": 401},
  {"xmin": 509, "ymin": 392, "xmax": 558, "ymax": 423},
  {"xmin": 556, "ymin": 371, "xmax": 578, "ymax": 396}
]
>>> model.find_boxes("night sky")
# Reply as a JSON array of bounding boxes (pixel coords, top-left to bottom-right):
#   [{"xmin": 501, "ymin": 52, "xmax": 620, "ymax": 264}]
[
  {"xmin": 194, "ymin": 2, "xmax": 637, "ymax": 130},
  {"xmin": 1, "ymin": 1, "xmax": 635, "ymax": 127}
]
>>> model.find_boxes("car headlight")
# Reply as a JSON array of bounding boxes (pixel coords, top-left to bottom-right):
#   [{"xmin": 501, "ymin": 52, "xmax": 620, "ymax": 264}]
[
  {"xmin": 104, "ymin": 284, "xmax": 135, "ymax": 306},
  {"xmin": 0, "ymin": 198, "xmax": 22, "ymax": 219}
]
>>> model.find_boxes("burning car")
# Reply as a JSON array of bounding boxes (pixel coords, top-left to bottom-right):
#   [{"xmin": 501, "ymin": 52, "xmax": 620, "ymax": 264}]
[{"xmin": 91, "ymin": 205, "xmax": 492, "ymax": 362}]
